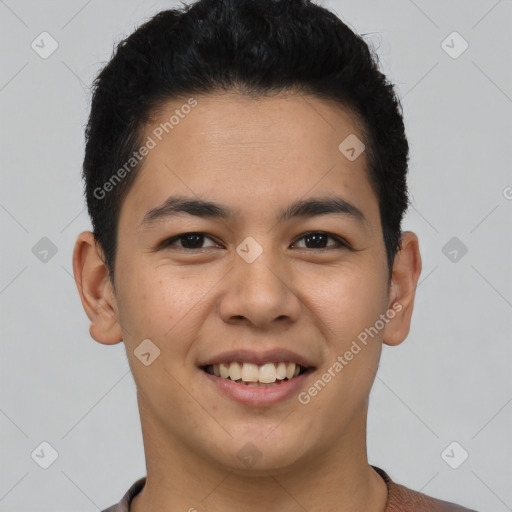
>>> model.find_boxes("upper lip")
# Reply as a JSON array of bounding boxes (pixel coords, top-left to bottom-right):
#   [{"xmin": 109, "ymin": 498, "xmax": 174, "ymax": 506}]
[{"xmin": 198, "ymin": 348, "xmax": 315, "ymax": 369}]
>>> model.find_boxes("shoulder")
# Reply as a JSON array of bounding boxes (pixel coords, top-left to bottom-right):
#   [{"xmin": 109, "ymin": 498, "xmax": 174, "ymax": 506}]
[
  {"xmin": 371, "ymin": 466, "xmax": 479, "ymax": 512},
  {"xmin": 100, "ymin": 477, "xmax": 146, "ymax": 512}
]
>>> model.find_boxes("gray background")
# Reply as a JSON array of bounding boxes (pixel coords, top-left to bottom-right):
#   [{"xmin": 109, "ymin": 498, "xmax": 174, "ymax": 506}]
[{"xmin": 1, "ymin": 0, "xmax": 511, "ymax": 510}]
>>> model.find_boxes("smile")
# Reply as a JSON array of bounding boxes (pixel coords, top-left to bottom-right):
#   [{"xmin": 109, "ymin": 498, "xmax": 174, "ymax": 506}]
[
  {"xmin": 203, "ymin": 361, "xmax": 308, "ymax": 386},
  {"xmin": 200, "ymin": 362, "xmax": 315, "ymax": 406}
]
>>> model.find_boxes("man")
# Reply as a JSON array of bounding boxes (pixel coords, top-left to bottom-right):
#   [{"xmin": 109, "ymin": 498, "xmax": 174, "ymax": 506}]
[{"xmin": 72, "ymin": 0, "xmax": 477, "ymax": 510}]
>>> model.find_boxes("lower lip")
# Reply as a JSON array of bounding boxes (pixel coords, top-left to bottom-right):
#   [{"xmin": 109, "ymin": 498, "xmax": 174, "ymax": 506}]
[{"xmin": 200, "ymin": 369, "xmax": 314, "ymax": 406}]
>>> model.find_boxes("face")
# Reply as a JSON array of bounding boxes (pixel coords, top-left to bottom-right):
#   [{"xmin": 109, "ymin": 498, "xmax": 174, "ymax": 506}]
[{"xmin": 75, "ymin": 91, "xmax": 420, "ymax": 474}]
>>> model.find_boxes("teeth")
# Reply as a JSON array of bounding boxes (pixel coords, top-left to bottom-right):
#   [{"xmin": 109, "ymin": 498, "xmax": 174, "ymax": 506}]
[
  {"xmin": 219, "ymin": 363, "xmax": 230, "ymax": 379},
  {"xmin": 208, "ymin": 362, "xmax": 304, "ymax": 383},
  {"xmin": 286, "ymin": 363, "xmax": 296, "ymax": 380},
  {"xmin": 259, "ymin": 363, "xmax": 277, "ymax": 383},
  {"xmin": 229, "ymin": 362, "xmax": 242, "ymax": 380},
  {"xmin": 276, "ymin": 362, "xmax": 287, "ymax": 380},
  {"xmin": 241, "ymin": 363, "xmax": 259, "ymax": 382}
]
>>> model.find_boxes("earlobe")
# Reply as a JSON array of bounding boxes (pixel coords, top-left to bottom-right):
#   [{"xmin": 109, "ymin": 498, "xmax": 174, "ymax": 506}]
[
  {"xmin": 382, "ymin": 231, "xmax": 422, "ymax": 347},
  {"xmin": 72, "ymin": 231, "xmax": 123, "ymax": 345}
]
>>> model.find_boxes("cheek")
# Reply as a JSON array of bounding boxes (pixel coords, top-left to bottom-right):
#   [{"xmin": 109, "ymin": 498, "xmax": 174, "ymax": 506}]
[
  {"xmin": 116, "ymin": 260, "xmax": 215, "ymax": 345},
  {"xmin": 114, "ymin": 257, "xmax": 176, "ymax": 338},
  {"xmin": 304, "ymin": 262, "xmax": 388, "ymax": 342},
  {"xmin": 304, "ymin": 270, "xmax": 386, "ymax": 410}
]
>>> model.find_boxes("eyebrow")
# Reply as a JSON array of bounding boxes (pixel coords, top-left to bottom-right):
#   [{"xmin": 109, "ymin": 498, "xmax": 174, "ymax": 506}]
[{"xmin": 139, "ymin": 195, "xmax": 366, "ymax": 228}]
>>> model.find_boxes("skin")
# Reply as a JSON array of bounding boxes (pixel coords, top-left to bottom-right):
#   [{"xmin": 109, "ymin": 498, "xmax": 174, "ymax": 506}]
[{"xmin": 73, "ymin": 91, "xmax": 421, "ymax": 512}]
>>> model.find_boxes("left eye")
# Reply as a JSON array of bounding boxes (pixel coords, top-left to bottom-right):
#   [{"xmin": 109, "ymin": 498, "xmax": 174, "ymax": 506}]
[
  {"xmin": 161, "ymin": 231, "xmax": 348, "ymax": 251},
  {"xmin": 291, "ymin": 231, "xmax": 348, "ymax": 250}
]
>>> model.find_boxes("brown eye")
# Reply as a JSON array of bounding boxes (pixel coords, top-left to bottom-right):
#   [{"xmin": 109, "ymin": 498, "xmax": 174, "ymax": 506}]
[
  {"xmin": 161, "ymin": 232, "xmax": 218, "ymax": 250},
  {"xmin": 292, "ymin": 232, "xmax": 349, "ymax": 250}
]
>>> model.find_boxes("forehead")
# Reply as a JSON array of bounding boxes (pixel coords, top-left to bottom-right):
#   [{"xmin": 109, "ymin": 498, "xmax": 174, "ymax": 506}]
[
  {"xmin": 121, "ymin": 92, "xmax": 378, "ymax": 226},
  {"xmin": 144, "ymin": 91, "xmax": 366, "ymax": 162}
]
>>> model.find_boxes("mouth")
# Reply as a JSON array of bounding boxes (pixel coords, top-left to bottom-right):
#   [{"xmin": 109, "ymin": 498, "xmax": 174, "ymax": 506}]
[
  {"xmin": 198, "ymin": 348, "xmax": 317, "ymax": 405},
  {"xmin": 200, "ymin": 361, "xmax": 314, "ymax": 387}
]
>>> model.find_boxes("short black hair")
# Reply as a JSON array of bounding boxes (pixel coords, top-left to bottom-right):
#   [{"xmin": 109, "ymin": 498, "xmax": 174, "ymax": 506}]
[{"xmin": 82, "ymin": 0, "xmax": 409, "ymax": 284}]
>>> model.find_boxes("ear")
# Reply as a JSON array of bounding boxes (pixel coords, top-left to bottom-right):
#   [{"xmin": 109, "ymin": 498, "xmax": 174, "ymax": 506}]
[
  {"xmin": 382, "ymin": 231, "xmax": 422, "ymax": 347},
  {"xmin": 72, "ymin": 231, "xmax": 123, "ymax": 345}
]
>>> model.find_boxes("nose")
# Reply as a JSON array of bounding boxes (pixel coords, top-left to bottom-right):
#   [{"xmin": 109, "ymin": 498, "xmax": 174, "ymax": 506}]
[{"xmin": 218, "ymin": 243, "xmax": 302, "ymax": 329}]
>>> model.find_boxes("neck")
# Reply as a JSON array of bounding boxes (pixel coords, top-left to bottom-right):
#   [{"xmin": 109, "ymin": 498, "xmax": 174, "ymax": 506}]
[{"xmin": 131, "ymin": 397, "xmax": 388, "ymax": 512}]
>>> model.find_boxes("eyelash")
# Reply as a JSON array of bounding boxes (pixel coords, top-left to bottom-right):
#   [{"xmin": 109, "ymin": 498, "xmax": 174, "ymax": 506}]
[{"xmin": 159, "ymin": 231, "xmax": 351, "ymax": 252}]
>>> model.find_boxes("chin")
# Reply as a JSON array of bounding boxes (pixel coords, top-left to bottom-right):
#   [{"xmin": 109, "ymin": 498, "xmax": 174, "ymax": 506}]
[{"xmin": 219, "ymin": 431, "xmax": 310, "ymax": 473}]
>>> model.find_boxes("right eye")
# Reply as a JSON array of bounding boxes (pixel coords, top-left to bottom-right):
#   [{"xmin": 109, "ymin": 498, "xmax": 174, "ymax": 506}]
[{"xmin": 160, "ymin": 232, "xmax": 220, "ymax": 251}]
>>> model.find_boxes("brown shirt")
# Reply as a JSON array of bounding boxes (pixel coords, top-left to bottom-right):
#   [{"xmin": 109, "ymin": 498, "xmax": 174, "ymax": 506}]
[{"xmin": 101, "ymin": 466, "xmax": 478, "ymax": 511}]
